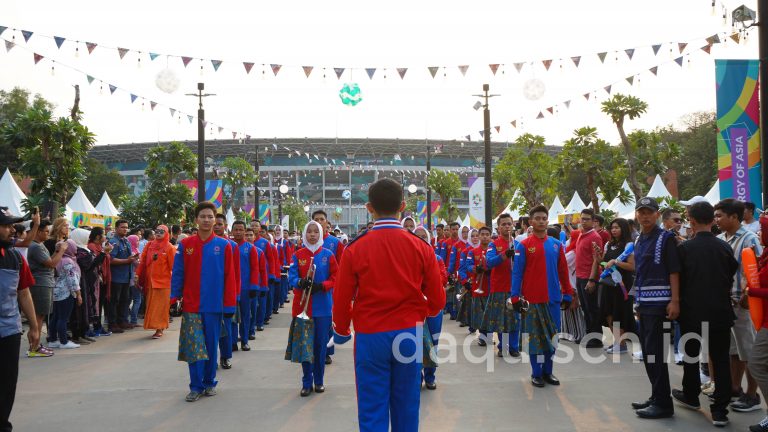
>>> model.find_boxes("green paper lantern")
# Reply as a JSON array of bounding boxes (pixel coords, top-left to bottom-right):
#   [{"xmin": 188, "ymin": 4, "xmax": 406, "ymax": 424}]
[{"xmin": 339, "ymin": 82, "xmax": 362, "ymax": 106}]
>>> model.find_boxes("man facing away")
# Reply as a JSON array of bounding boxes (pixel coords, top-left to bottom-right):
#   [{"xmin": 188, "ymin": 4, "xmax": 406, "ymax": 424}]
[{"xmin": 332, "ymin": 178, "xmax": 445, "ymax": 432}]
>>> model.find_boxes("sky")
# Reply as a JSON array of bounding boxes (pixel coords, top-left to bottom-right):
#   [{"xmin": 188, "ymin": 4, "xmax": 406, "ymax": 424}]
[{"xmin": 1, "ymin": 0, "xmax": 760, "ymax": 148}]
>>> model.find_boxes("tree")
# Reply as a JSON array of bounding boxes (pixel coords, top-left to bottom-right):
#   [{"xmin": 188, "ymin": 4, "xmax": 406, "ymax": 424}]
[
  {"xmin": 601, "ymin": 93, "xmax": 648, "ymax": 199},
  {"xmin": 3, "ymin": 108, "xmax": 95, "ymax": 216},
  {"xmin": 404, "ymin": 193, "xmax": 426, "ymax": 216},
  {"xmin": 220, "ymin": 156, "xmax": 257, "ymax": 210},
  {"xmin": 81, "ymin": 158, "xmax": 130, "ymax": 208},
  {"xmin": 558, "ymin": 127, "xmax": 626, "ymax": 212},
  {"xmin": 0, "ymin": 87, "xmax": 54, "ymax": 173},
  {"xmin": 493, "ymin": 133, "xmax": 558, "ymax": 212},
  {"xmin": 281, "ymin": 196, "xmax": 309, "ymax": 232},
  {"xmin": 659, "ymin": 112, "xmax": 717, "ymax": 199},
  {"xmin": 628, "ymin": 130, "xmax": 680, "ymax": 189},
  {"xmin": 427, "ymin": 170, "xmax": 461, "ymax": 222}
]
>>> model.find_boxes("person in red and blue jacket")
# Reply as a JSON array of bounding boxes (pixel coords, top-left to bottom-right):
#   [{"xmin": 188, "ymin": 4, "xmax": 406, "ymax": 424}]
[
  {"xmin": 288, "ymin": 221, "xmax": 338, "ymax": 397},
  {"xmin": 312, "ymin": 210, "xmax": 345, "ymax": 262},
  {"xmin": 246, "ymin": 228, "xmax": 268, "ymax": 335},
  {"xmin": 255, "ymin": 226, "xmax": 277, "ymax": 323},
  {"xmin": 214, "ymin": 214, "xmax": 241, "ymax": 370},
  {"xmin": 171, "ymin": 203, "xmax": 238, "ymax": 402},
  {"xmin": 510, "ymin": 205, "xmax": 575, "ymax": 388},
  {"xmin": 231, "ymin": 221, "xmax": 263, "ymax": 352},
  {"xmin": 332, "ymin": 179, "xmax": 445, "ymax": 432},
  {"xmin": 446, "ymin": 225, "xmax": 470, "ymax": 320},
  {"xmin": 268, "ymin": 234, "xmax": 282, "ymax": 315},
  {"xmin": 464, "ymin": 226, "xmax": 493, "ymax": 346},
  {"xmin": 440, "ymin": 222, "xmax": 460, "ymax": 316},
  {"xmin": 456, "ymin": 228, "xmax": 479, "ymax": 328},
  {"xmin": 275, "ymin": 225, "xmax": 294, "ymax": 305}
]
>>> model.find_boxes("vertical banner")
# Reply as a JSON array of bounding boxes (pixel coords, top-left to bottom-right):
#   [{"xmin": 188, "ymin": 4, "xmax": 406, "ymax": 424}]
[
  {"xmin": 468, "ymin": 177, "xmax": 485, "ymax": 228},
  {"xmin": 180, "ymin": 180, "xmax": 225, "ymax": 210},
  {"xmin": 258, "ymin": 203, "xmax": 271, "ymax": 224},
  {"xmin": 243, "ymin": 204, "xmax": 256, "ymax": 220},
  {"xmin": 716, "ymin": 60, "xmax": 762, "ymax": 208},
  {"xmin": 417, "ymin": 201, "xmax": 441, "ymax": 226}
]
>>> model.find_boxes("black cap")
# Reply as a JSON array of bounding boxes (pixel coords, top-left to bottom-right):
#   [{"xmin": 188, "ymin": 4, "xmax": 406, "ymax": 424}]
[
  {"xmin": 0, "ymin": 207, "xmax": 24, "ymax": 225},
  {"xmin": 635, "ymin": 197, "xmax": 660, "ymax": 211}
]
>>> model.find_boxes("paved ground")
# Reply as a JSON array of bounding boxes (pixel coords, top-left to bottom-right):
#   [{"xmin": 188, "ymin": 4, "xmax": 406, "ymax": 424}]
[{"xmin": 11, "ymin": 300, "xmax": 767, "ymax": 432}]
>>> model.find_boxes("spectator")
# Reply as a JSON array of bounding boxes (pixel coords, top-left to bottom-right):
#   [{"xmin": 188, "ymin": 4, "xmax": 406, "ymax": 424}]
[
  {"xmin": 137, "ymin": 225, "xmax": 175, "ymax": 339},
  {"xmin": 661, "ymin": 208, "xmax": 685, "ymax": 244},
  {"xmin": 69, "ymin": 229, "xmax": 97, "ymax": 345},
  {"xmin": 574, "ymin": 208, "xmax": 604, "ymax": 348},
  {"xmin": 48, "ymin": 240, "xmax": 82, "ymax": 349},
  {"xmin": 87, "ymin": 227, "xmax": 113, "ymax": 336},
  {"xmin": 170, "ymin": 224, "xmax": 181, "ymax": 246},
  {"xmin": 747, "ymin": 211, "xmax": 768, "ymax": 432},
  {"xmin": 743, "ymin": 202, "xmax": 760, "ymax": 236},
  {"xmin": 127, "ymin": 234, "xmax": 142, "ymax": 327},
  {"xmin": 599, "ymin": 218, "xmax": 636, "ymax": 354},
  {"xmin": 594, "ymin": 214, "xmax": 611, "ymax": 244},
  {"xmin": 44, "ymin": 217, "xmax": 69, "ymax": 255},
  {"xmin": 26, "ymin": 219, "xmax": 65, "ymax": 357},
  {"xmin": 108, "ymin": 220, "xmax": 138, "ymax": 334},
  {"xmin": 138, "ymin": 229, "xmax": 154, "ymax": 254}
]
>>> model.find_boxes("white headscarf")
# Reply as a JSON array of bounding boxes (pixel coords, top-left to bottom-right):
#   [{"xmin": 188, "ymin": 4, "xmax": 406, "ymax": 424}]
[
  {"xmin": 268, "ymin": 233, "xmax": 274, "ymax": 244},
  {"xmin": 414, "ymin": 225, "xmax": 431, "ymax": 244},
  {"xmin": 468, "ymin": 228, "xmax": 480, "ymax": 248},
  {"xmin": 302, "ymin": 221, "xmax": 324, "ymax": 254},
  {"xmin": 70, "ymin": 228, "xmax": 90, "ymax": 248},
  {"xmin": 274, "ymin": 225, "xmax": 284, "ymax": 241},
  {"xmin": 459, "ymin": 225, "xmax": 470, "ymax": 244},
  {"xmin": 401, "ymin": 216, "xmax": 416, "ymax": 232}
]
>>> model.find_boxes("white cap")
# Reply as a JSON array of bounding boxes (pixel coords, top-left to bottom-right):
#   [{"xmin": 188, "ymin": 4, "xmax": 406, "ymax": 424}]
[{"xmin": 679, "ymin": 195, "xmax": 708, "ymax": 206}]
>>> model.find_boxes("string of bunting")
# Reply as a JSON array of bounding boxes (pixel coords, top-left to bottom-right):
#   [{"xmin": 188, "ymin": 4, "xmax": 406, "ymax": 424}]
[{"xmin": 0, "ymin": 24, "xmax": 737, "ymax": 80}]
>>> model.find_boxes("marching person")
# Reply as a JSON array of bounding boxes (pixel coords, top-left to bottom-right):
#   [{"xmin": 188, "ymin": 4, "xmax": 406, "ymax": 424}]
[
  {"xmin": 442, "ymin": 222, "xmax": 460, "ymax": 317},
  {"xmin": 136, "ymin": 225, "xmax": 175, "ymax": 339},
  {"xmin": 246, "ymin": 227, "xmax": 268, "ymax": 333},
  {"xmin": 171, "ymin": 202, "xmax": 238, "ymax": 402},
  {"xmin": 254, "ymin": 225, "xmax": 277, "ymax": 327},
  {"xmin": 231, "ymin": 221, "xmax": 264, "ymax": 351},
  {"xmin": 510, "ymin": 205, "xmax": 575, "ymax": 387},
  {"xmin": 447, "ymin": 225, "xmax": 470, "ymax": 322},
  {"xmin": 214, "ymin": 214, "xmax": 240, "ymax": 370},
  {"xmin": 456, "ymin": 228, "xmax": 479, "ymax": 328},
  {"xmin": 401, "ymin": 216, "xmax": 416, "ymax": 232},
  {"xmin": 275, "ymin": 225, "xmax": 294, "ymax": 306},
  {"xmin": 286, "ymin": 220, "xmax": 337, "ymax": 397},
  {"xmin": 466, "ymin": 226, "xmax": 493, "ymax": 346},
  {"xmin": 333, "ymin": 178, "xmax": 445, "ymax": 432}
]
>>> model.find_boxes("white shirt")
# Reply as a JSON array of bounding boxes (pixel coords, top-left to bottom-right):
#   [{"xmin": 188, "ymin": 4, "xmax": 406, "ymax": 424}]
[{"xmin": 743, "ymin": 220, "xmax": 760, "ymax": 236}]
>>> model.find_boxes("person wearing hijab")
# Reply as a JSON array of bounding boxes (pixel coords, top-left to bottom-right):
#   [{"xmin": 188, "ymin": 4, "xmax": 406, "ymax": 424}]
[
  {"xmin": 87, "ymin": 227, "xmax": 113, "ymax": 337},
  {"xmin": 448, "ymin": 226, "xmax": 471, "ymax": 322},
  {"xmin": 275, "ymin": 225, "xmax": 294, "ymax": 307},
  {"xmin": 126, "ymin": 234, "xmax": 143, "ymax": 327},
  {"xmin": 287, "ymin": 221, "xmax": 338, "ymax": 397},
  {"xmin": 463, "ymin": 227, "xmax": 493, "ymax": 347},
  {"xmin": 69, "ymin": 228, "xmax": 98, "ymax": 345},
  {"xmin": 456, "ymin": 228, "xmax": 479, "ymax": 328},
  {"xmin": 137, "ymin": 225, "xmax": 176, "ymax": 339},
  {"xmin": 561, "ymin": 229, "xmax": 587, "ymax": 343},
  {"xmin": 49, "ymin": 240, "xmax": 82, "ymax": 349},
  {"xmin": 401, "ymin": 216, "xmax": 416, "ymax": 232}
]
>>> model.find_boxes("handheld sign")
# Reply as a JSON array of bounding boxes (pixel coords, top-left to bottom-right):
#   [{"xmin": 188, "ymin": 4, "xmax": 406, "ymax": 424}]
[{"xmin": 741, "ymin": 247, "xmax": 763, "ymax": 331}]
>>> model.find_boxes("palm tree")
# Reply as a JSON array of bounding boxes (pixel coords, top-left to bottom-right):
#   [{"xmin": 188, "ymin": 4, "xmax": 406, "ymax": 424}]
[{"xmin": 601, "ymin": 94, "xmax": 648, "ymax": 199}]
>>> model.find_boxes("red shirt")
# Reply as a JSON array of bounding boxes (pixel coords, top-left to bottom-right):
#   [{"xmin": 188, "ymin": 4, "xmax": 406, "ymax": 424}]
[
  {"xmin": 333, "ymin": 219, "xmax": 445, "ymax": 335},
  {"xmin": 575, "ymin": 229, "xmax": 603, "ymax": 279},
  {"xmin": 468, "ymin": 245, "xmax": 491, "ymax": 297},
  {"xmin": 598, "ymin": 229, "xmax": 611, "ymax": 245},
  {"xmin": 487, "ymin": 236, "xmax": 514, "ymax": 293}
]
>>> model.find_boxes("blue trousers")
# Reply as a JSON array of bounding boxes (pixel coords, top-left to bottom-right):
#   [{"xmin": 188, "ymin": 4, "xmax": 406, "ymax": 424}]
[
  {"xmin": 496, "ymin": 313, "xmax": 521, "ymax": 352},
  {"xmin": 239, "ymin": 295, "xmax": 253, "ymax": 344},
  {"xmin": 301, "ymin": 316, "xmax": 331, "ymax": 389},
  {"xmin": 423, "ymin": 315, "xmax": 443, "ymax": 385},
  {"xmin": 270, "ymin": 281, "xmax": 280, "ymax": 313},
  {"xmin": 265, "ymin": 282, "xmax": 274, "ymax": 321},
  {"xmin": 254, "ymin": 292, "xmax": 266, "ymax": 330},
  {"xmin": 219, "ymin": 315, "xmax": 233, "ymax": 360},
  {"xmin": 530, "ymin": 351, "xmax": 554, "ymax": 378},
  {"xmin": 280, "ymin": 276, "xmax": 289, "ymax": 303},
  {"xmin": 52, "ymin": 296, "xmax": 75, "ymax": 344},
  {"xmin": 129, "ymin": 285, "xmax": 142, "ymax": 324},
  {"xmin": 355, "ymin": 327, "xmax": 422, "ymax": 432},
  {"xmin": 188, "ymin": 312, "xmax": 222, "ymax": 392}
]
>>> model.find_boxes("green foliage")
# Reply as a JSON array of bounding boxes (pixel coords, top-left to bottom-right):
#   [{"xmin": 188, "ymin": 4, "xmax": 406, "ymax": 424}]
[
  {"xmin": 145, "ymin": 141, "xmax": 197, "ymax": 185},
  {"xmin": 427, "ymin": 170, "xmax": 461, "ymax": 221},
  {"xmin": 81, "ymin": 158, "xmax": 130, "ymax": 208},
  {"xmin": 599, "ymin": 208, "xmax": 617, "ymax": 222},
  {"xmin": 629, "ymin": 130, "xmax": 680, "ymax": 185},
  {"xmin": 3, "ymin": 108, "xmax": 95, "ymax": 214},
  {"xmin": 405, "ymin": 193, "xmax": 426, "ymax": 216},
  {"xmin": 0, "ymin": 87, "xmax": 55, "ymax": 173},
  {"xmin": 659, "ymin": 196, "xmax": 686, "ymax": 219},
  {"xmin": 601, "ymin": 93, "xmax": 649, "ymax": 199},
  {"xmin": 659, "ymin": 112, "xmax": 717, "ymax": 199},
  {"xmin": 221, "ymin": 156, "xmax": 257, "ymax": 210},
  {"xmin": 493, "ymin": 133, "xmax": 558, "ymax": 212},
  {"xmin": 281, "ymin": 196, "xmax": 309, "ymax": 231}
]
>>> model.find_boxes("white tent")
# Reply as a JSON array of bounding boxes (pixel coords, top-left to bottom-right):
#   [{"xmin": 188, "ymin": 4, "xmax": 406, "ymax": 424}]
[
  {"xmin": 647, "ymin": 175, "xmax": 672, "ymax": 200},
  {"xmin": 462, "ymin": 213, "xmax": 471, "ymax": 228},
  {"xmin": 66, "ymin": 186, "xmax": 99, "ymax": 214},
  {"xmin": 704, "ymin": 180, "xmax": 720, "ymax": 205},
  {"xmin": 563, "ymin": 191, "xmax": 587, "ymax": 214},
  {"xmin": 95, "ymin": 192, "xmax": 120, "ymax": 216},
  {"xmin": 493, "ymin": 189, "xmax": 522, "ymax": 226},
  {"xmin": 225, "ymin": 207, "xmax": 236, "ymax": 230},
  {"xmin": 549, "ymin": 195, "xmax": 565, "ymax": 224},
  {"xmin": 609, "ymin": 180, "xmax": 636, "ymax": 219},
  {"xmin": 595, "ymin": 187, "xmax": 611, "ymax": 211},
  {"xmin": 0, "ymin": 169, "xmax": 27, "ymax": 216}
]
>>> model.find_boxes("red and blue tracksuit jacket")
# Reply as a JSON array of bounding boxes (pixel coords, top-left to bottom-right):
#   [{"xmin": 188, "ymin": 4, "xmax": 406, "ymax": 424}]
[
  {"xmin": 276, "ymin": 238, "xmax": 294, "ymax": 272},
  {"xmin": 322, "ymin": 234, "xmax": 345, "ymax": 262},
  {"xmin": 171, "ymin": 234, "xmax": 238, "ymax": 313},
  {"xmin": 255, "ymin": 237, "xmax": 279, "ymax": 283},
  {"xmin": 510, "ymin": 235, "xmax": 574, "ymax": 304},
  {"xmin": 486, "ymin": 236, "xmax": 517, "ymax": 293},
  {"xmin": 288, "ymin": 247, "xmax": 337, "ymax": 318},
  {"xmin": 236, "ymin": 240, "xmax": 265, "ymax": 293},
  {"xmin": 462, "ymin": 245, "xmax": 491, "ymax": 297}
]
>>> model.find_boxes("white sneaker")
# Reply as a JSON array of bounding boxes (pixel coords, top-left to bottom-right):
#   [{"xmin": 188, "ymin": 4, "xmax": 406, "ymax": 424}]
[
  {"xmin": 674, "ymin": 352, "xmax": 684, "ymax": 364},
  {"xmin": 47, "ymin": 341, "xmax": 60, "ymax": 348},
  {"xmin": 59, "ymin": 341, "xmax": 80, "ymax": 349},
  {"xmin": 632, "ymin": 350, "xmax": 643, "ymax": 360}
]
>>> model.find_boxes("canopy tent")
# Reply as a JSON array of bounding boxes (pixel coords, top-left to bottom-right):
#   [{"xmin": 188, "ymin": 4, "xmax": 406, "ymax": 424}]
[
  {"xmin": 66, "ymin": 186, "xmax": 99, "ymax": 215},
  {"xmin": 704, "ymin": 180, "xmax": 720, "ymax": 205},
  {"xmin": 609, "ymin": 180, "xmax": 636, "ymax": 220},
  {"xmin": 595, "ymin": 187, "xmax": 611, "ymax": 211},
  {"xmin": 0, "ymin": 169, "xmax": 27, "ymax": 216},
  {"xmin": 462, "ymin": 213, "xmax": 471, "ymax": 228},
  {"xmin": 226, "ymin": 207, "xmax": 236, "ymax": 230},
  {"xmin": 549, "ymin": 195, "xmax": 565, "ymax": 224},
  {"xmin": 647, "ymin": 175, "xmax": 672, "ymax": 199},
  {"xmin": 95, "ymin": 192, "xmax": 120, "ymax": 216},
  {"xmin": 493, "ymin": 189, "xmax": 522, "ymax": 227},
  {"xmin": 563, "ymin": 191, "xmax": 587, "ymax": 214}
]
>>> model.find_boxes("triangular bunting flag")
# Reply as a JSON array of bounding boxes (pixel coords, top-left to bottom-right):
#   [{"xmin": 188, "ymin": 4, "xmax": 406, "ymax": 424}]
[
  {"xmin": 211, "ymin": 60, "xmax": 222, "ymax": 71},
  {"xmin": 494, "ymin": 126, "xmax": 501, "ymax": 133},
  {"xmin": 674, "ymin": 56, "xmax": 684, "ymax": 67},
  {"xmin": 0, "ymin": 26, "xmax": 6, "ymax": 36},
  {"xmin": 4, "ymin": 40, "xmax": 14, "ymax": 52},
  {"xmin": 542, "ymin": 60, "xmax": 552, "ymax": 70},
  {"xmin": 652, "ymin": 44, "xmax": 662, "ymax": 55},
  {"xmin": 571, "ymin": 56, "xmax": 581, "ymax": 67},
  {"xmin": 182, "ymin": 56, "xmax": 193, "ymax": 67},
  {"xmin": 536, "ymin": 112, "xmax": 545, "ymax": 119},
  {"xmin": 21, "ymin": 30, "xmax": 33, "ymax": 42},
  {"xmin": 302, "ymin": 66, "xmax": 313, "ymax": 77},
  {"xmin": 54, "ymin": 36, "xmax": 65, "ymax": 49},
  {"xmin": 271, "ymin": 64, "xmax": 282, "ymax": 75},
  {"xmin": 546, "ymin": 107, "xmax": 554, "ymax": 115},
  {"xmin": 465, "ymin": 135, "xmax": 471, "ymax": 141},
  {"xmin": 701, "ymin": 44, "xmax": 712, "ymax": 54},
  {"xmin": 489, "ymin": 64, "xmax": 500, "ymax": 75},
  {"xmin": 108, "ymin": 84, "xmax": 117, "ymax": 94},
  {"xmin": 626, "ymin": 76, "xmax": 634, "ymax": 85},
  {"xmin": 510, "ymin": 120, "xmax": 517, "ymax": 128},
  {"xmin": 246, "ymin": 135, "xmax": 251, "ymax": 140},
  {"xmin": 187, "ymin": 115, "xmax": 193, "ymax": 124},
  {"xmin": 650, "ymin": 66, "xmax": 658, "ymax": 76},
  {"xmin": 202, "ymin": 121, "xmax": 208, "ymax": 129},
  {"xmin": 604, "ymin": 85, "xmax": 612, "ymax": 94},
  {"xmin": 397, "ymin": 67, "xmax": 408, "ymax": 79},
  {"xmin": 33, "ymin": 53, "xmax": 44, "ymax": 64},
  {"xmin": 730, "ymin": 33, "xmax": 741, "ymax": 44},
  {"xmin": 149, "ymin": 52, "xmax": 159, "ymax": 61},
  {"xmin": 170, "ymin": 108, "xmax": 176, "ymax": 117},
  {"xmin": 118, "ymin": 47, "xmax": 129, "ymax": 59},
  {"xmin": 86, "ymin": 42, "xmax": 97, "ymax": 54},
  {"xmin": 232, "ymin": 132, "xmax": 238, "ymax": 139},
  {"xmin": 458, "ymin": 65, "xmax": 469, "ymax": 76},
  {"xmin": 584, "ymin": 93, "xmax": 590, "ymax": 100},
  {"xmin": 479, "ymin": 130, "xmax": 485, "ymax": 138},
  {"xmin": 706, "ymin": 34, "xmax": 721, "ymax": 44},
  {"xmin": 334, "ymin": 67, "xmax": 345, "ymax": 79},
  {"xmin": 130, "ymin": 94, "xmax": 138, "ymax": 103},
  {"xmin": 678, "ymin": 42, "xmax": 687, "ymax": 53},
  {"xmin": 218, "ymin": 127, "xmax": 224, "ymax": 133},
  {"xmin": 86, "ymin": 75, "xmax": 95, "ymax": 84},
  {"xmin": 150, "ymin": 101, "xmax": 157, "ymax": 110},
  {"xmin": 625, "ymin": 48, "xmax": 635, "ymax": 60},
  {"xmin": 428, "ymin": 66, "xmax": 439, "ymax": 78},
  {"xmin": 564, "ymin": 100, "xmax": 571, "ymax": 108},
  {"xmin": 513, "ymin": 62, "xmax": 524, "ymax": 72},
  {"xmin": 365, "ymin": 68, "xmax": 376, "ymax": 79},
  {"xmin": 598, "ymin": 52, "xmax": 607, "ymax": 63},
  {"xmin": 243, "ymin": 62, "xmax": 254, "ymax": 74}
]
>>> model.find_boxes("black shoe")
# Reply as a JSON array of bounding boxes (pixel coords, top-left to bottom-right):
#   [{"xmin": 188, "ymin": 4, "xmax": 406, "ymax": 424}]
[
  {"xmin": 712, "ymin": 411, "xmax": 729, "ymax": 428},
  {"xmin": 185, "ymin": 390, "xmax": 202, "ymax": 402},
  {"xmin": 635, "ymin": 405, "xmax": 674, "ymax": 419},
  {"xmin": 325, "ymin": 355, "xmax": 332, "ymax": 365},
  {"xmin": 256, "ymin": 327, "xmax": 264, "ymax": 332},
  {"xmin": 531, "ymin": 377, "xmax": 545, "ymax": 388},
  {"xmin": 543, "ymin": 374, "xmax": 560, "ymax": 386},
  {"xmin": 232, "ymin": 343, "xmax": 238, "ymax": 352},
  {"xmin": 300, "ymin": 387, "xmax": 313, "ymax": 397},
  {"xmin": 425, "ymin": 382, "xmax": 437, "ymax": 390},
  {"xmin": 250, "ymin": 333, "xmax": 257, "ymax": 339},
  {"xmin": 273, "ymin": 310, "xmax": 279, "ymax": 314},
  {"xmin": 314, "ymin": 385, "xmax": 325, "ymax": 393},
  {"xmin": 749, "ymin": 416, "xmax": 768, "ymax": 432},
  {"xmin": 478, "ymin": 339, "xmax": 487, "ymax": 347},
  {"xmin": 497, "ymin": 349, "xmax": 504, "ymax": 357},
  {"xmin": 220, "ymin": 358, "xmax": 232, "ymax": 369},
  {"xmin": 672, "ymin": 389, "xmax": 700, "ymax": 410},
  {"xmin": 631, "ymin": 399, "xmax": 654, "ymax": 410},
  {"xmin": 459, "ymin": 323, "xmax": 467, "ymax": 327},
  {"xmin": 203, "ymin": 387, "xmax": 217, "ymax": 397},
  {"xmin": 241, "ymin": 343, "xmax": 251, "ymax": 351},
  {"xmin": 509, "ymin": 349, "xmax": 521, "ymax": 358},
  {"xmin": 585, "ymin": 339, "xmax": 604, "ymax": 349}
]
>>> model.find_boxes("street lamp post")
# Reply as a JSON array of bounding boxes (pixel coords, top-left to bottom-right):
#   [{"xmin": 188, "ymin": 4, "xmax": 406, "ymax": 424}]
[
  {"xmin": 278, "ymin": 184, "xmax": 289, "ymax": 225},
  {"xmin": 185, "ymin": 82, "xmax": 216, "ymax": 203},
  {"xmin": 473, "ymin": 84, "xmax": 499, "ymax": 226},
  {"xmin": 426, "ymin": 143, "xmax": 432, "ymax": 230}
]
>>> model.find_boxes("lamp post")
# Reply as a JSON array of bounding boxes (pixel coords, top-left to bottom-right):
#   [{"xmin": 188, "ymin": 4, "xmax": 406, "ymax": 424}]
[
  {"xmin": 185, "ymin": 82, "xmax": 216, "ymax": 202},
  {"xmin": 473, "ymin": 84, "xmax": 499, "ymax": 226},
  {"xmin": 426, "ymin": 144, "xmax": 432, "ymax": 230},
  {"xmin": 278, "ymin": 184, "xmax": 289, "ymax": 225}
]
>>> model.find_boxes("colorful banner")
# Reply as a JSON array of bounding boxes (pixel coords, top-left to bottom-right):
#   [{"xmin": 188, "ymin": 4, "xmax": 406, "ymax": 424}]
[
  {"xmin": 243, "ymin": 204, "xmax": 256, "ymax": 220},
  {"xmin": 416, "ymin": 201, "xmax": 441, "ymax": 226},
  {"xmin": 258, "ymin": 203, "xmax": 271, "ymax": 224},
  {"xmin": 180, "ymin": 180, "xmax": 224, "ymax": 210},
  {"xmin": 715, "ymin": 60, "xmax": 762, "ymax": 208},
  {"xmin": 467, "ymin": 177, "xmax": 486, "ymax": 228},
  {"xmin": 72, "ymin": 211, "xmax": 114, "ymax": 228}
]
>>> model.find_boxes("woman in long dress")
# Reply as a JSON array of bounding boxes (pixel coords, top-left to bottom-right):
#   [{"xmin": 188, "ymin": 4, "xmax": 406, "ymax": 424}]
[
  {"xmin": 137, "ymin": 225, "xmax": 175, "ymax": 339},
  {"xmin": 561, "ymin": 230, "xmax": 587, "ymax": 343}
]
